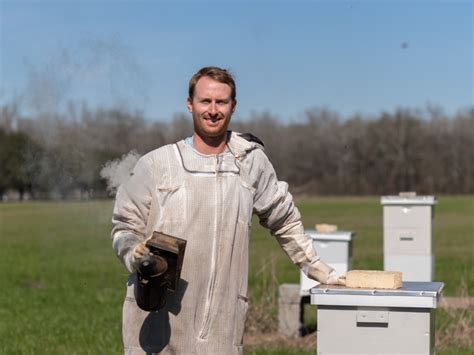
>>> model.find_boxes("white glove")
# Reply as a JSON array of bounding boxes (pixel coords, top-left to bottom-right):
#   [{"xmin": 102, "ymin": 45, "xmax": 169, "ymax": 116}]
[
  {"xmin": 131, "ymin": 241, "xmax": 150, "ymax": 270},
  {"xmin": 325, "ymin": 270, "xmax": 346, "ymax": 286},
  {"xmin": 304, "ymin": 256, "xmax": 346, "ymax": 286}
]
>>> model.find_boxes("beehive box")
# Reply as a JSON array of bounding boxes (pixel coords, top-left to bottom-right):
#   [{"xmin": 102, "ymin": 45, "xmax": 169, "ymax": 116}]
[{"xmin": 311, "ymin": 281, "xmax": 444, "ymax": 354}]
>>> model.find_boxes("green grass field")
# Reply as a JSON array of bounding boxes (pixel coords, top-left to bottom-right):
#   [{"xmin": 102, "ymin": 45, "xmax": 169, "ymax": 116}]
[{"xmin": 0, "ymin": 196, "xmax": 472, "ymax": 354}]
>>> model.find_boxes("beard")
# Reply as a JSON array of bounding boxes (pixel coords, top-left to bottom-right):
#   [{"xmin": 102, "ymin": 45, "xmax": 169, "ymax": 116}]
[{"xmin": 192, "ymin": 112, "xmax": 231, "ymax": 141}]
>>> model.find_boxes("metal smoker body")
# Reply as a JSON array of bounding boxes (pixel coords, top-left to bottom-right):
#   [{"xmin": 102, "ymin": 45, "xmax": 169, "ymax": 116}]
[{"xmin": 135, "ymin": 231, "xmax": 187, "ymax": 312}]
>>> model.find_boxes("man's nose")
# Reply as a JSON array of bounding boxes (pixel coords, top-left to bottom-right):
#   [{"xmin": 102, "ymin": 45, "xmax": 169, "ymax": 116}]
[{"xmin": 209, "ymin": 102, "xmax": 218, "ymax": 115}]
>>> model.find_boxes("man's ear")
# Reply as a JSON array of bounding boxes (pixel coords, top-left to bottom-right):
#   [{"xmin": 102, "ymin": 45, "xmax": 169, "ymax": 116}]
[
  {"xmin": 187, "ymin": 97, "xmax": 193, "ymax": 113},
  {"xmin": 232, "ymin": 100, "xmax": 237, "ymax": 113}
]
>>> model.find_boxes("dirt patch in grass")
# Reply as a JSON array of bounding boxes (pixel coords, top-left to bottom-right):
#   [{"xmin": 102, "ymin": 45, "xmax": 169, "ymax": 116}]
[
  {"xmin": 244, "ymin": 332, "xmax": 316, "ymax": 352},
  {"xmin": 440, "ymin": 297, "xmax": 474, "ymax": 309},
  {"xmin": 436, "ymin": 307, "xmax": 474, "ymax": 351}
]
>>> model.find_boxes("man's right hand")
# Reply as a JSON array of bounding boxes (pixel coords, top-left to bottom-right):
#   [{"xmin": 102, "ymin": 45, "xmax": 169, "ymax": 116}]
[{"xmin": 131, "ymin": 241, "xmax": 150, "ymax": 270}]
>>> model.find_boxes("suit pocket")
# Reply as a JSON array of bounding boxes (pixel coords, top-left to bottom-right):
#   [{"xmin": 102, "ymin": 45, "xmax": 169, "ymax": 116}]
[
  {"xmin": 238, "ymin": 182, "xmax": 255, "ymax": 227},
  {"xmin": 233, "ymin": 294, "xmax": 249, "ymax": 346},
  {"xmin": 153, "ymin": 184, "xmax": 186, "ymax": 231}
]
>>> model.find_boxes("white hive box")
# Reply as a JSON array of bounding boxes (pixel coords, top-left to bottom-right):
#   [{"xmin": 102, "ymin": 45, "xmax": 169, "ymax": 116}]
[
  {"xmin": 311, "ymin": 281, "xmax": 444, "ymax": 354},
  {"xmin": 381, "ymin": 195, "xmax": 437, "ymax": 281},
  {"xmin": 300, "ymin": 230, "xmax": 355, "ymax": 295}
]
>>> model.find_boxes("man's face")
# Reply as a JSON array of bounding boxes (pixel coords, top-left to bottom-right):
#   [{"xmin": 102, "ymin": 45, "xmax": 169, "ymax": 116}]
[{"xmin": 187, "ymin": 76, "xmax": 236, "ymax": 140}]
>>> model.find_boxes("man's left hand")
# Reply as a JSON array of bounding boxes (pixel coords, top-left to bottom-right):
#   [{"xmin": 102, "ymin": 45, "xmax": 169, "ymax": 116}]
[{"xmin": 324, "ymin": 270, "xmax": 346, "ymax": 286}]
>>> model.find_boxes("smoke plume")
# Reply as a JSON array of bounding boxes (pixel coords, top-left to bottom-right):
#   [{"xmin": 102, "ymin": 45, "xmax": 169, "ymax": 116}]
[
  {"xmin": 24, "ymin": 35, "xmax": 150, "ymax": 117},
  {"xmin": 100, "ymin": 151, "xmax": 141, "ymax": 196}
]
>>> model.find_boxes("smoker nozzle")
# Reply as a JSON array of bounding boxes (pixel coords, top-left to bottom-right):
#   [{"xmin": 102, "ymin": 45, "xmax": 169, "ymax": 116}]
[{"xmin": 138, "ymin": 254, "xmax": 168, "ymax": 278}]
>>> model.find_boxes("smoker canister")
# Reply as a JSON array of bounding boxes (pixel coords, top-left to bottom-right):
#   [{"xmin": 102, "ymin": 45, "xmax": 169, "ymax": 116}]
[{"xmin": 311, "ymin": 281, "xmax": 444, "ymax": 354}]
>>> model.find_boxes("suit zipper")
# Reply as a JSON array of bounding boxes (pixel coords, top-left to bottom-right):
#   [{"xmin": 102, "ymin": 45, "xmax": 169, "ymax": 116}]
[{"xmin": 198, "ymin": 155, "xmax": 220, "ymax": 340}]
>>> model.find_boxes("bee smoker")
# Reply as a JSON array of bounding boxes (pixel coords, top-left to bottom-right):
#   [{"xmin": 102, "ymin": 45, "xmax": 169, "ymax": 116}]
[{"xmin": 135, "ymin": 231, "xmax": 187, "ymax": 312}]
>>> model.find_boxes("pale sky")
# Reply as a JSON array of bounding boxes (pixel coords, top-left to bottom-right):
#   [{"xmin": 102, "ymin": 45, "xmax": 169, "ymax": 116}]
[{"xmin": 1, "ymin": 0, "xmax": 472, "ymax": 121}]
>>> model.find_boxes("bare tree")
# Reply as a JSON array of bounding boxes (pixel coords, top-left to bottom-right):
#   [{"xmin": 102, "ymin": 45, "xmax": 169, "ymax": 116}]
[{"xmin": 1, "ymin": 100, "xmax": 473, "ymax": 199}]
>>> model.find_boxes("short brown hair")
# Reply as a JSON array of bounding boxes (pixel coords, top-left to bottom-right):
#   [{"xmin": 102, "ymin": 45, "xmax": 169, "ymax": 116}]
[{"xmin": 188, "ymin": 66, "xmax": 236, "ymax": 101}]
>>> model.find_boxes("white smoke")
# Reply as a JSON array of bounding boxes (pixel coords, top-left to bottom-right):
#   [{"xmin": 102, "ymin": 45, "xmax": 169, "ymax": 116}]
[
  {"xmin": 100, "ymin": 151, "xmax": 141, "ymax": 196},
  {"xmin": 24, "ymin": 35, "xmax": 151, "ymax": 117}
]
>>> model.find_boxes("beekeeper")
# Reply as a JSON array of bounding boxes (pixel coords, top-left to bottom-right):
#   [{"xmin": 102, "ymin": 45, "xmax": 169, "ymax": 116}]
[{"xmin": 111, "ymin": 66, "xmax": 344, "ymax": 354}]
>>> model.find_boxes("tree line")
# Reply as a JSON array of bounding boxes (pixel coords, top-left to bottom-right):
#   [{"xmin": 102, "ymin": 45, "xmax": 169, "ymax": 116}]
[{"xmin": 0, "ymin": 103, "xmax": 473, "ymax": 200}]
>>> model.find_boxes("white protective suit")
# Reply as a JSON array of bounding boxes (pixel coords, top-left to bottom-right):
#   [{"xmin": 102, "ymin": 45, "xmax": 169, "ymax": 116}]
[{"xmin": 111, "ymin": 131, "xmax": 336, "ymax": 355}]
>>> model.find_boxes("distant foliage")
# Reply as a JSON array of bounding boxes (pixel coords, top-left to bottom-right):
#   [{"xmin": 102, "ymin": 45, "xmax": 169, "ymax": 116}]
[
  {"xmin": 0, "ymin": 103, "xmax": 473, "ymax": 199},
  {"xmin": 234, "ymin": 108, "xmax": 474, "ymax": 195}
]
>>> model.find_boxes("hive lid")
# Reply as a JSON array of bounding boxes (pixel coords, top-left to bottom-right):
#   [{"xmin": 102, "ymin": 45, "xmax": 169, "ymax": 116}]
[
  {"xmin": 310, "ymin": 281, "xmax": 444, "ymax": 308},
  {"xmin": 305, "ymin": 229, "xmax": 355, "ymax": 241},
  {"xmin": 381, "ymin": 195, "xmax": 437, "ymax": 205}
]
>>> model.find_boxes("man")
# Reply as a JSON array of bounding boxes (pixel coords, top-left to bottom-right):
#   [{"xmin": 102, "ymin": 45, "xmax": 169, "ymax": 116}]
[{"xmin": 111, "ymin": 66, "xmax": 344, "ymax": 354}]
